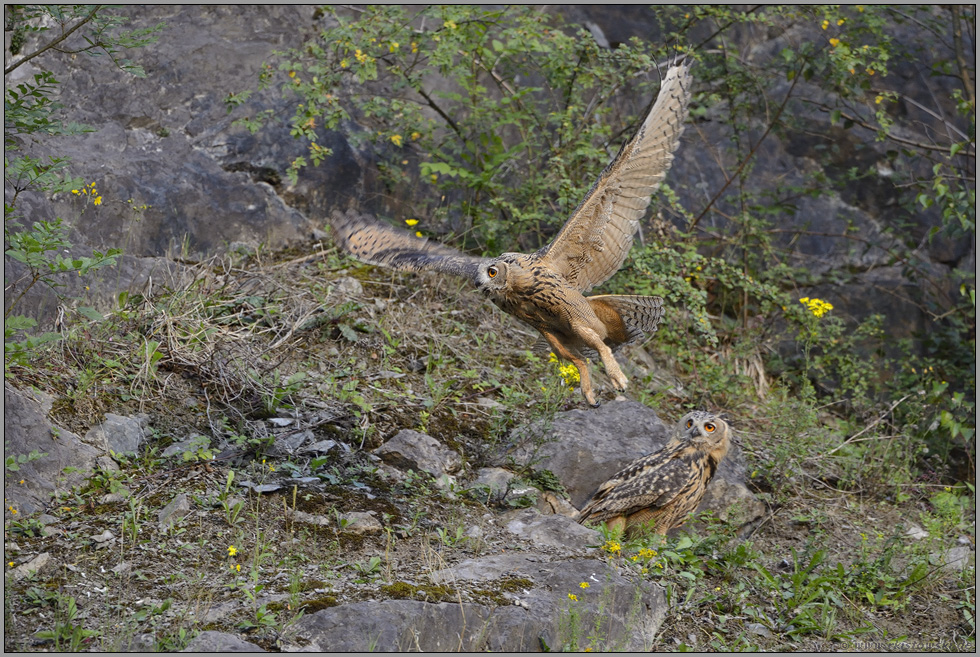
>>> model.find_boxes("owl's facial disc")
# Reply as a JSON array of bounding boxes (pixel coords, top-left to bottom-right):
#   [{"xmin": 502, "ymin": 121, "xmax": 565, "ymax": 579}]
[{"xmin": 476, "ymin": 259, "xmax": 507, "ymax": 293}]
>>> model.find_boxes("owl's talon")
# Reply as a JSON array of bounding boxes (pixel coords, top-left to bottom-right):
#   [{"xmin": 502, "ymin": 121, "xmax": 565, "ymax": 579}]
[{"xmin": 610, "ymin": 371, "xmax": 628, "ymax": 392}]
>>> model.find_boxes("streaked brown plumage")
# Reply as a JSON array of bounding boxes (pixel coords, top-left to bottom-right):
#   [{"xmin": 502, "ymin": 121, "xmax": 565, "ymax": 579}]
[
  {"xmin": 577, "ymin": 411, "xmax": 731, "ymax": 536},
  {"xmin": 331, "ymin": 64, "xmax": 693, "ymax": 406}
]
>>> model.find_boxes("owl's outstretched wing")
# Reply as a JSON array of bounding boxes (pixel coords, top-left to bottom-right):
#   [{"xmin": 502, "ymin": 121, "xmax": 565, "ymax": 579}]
[
  {"xmin": 330, "ymin": 210, "xmax": 486, "ymax": 283},
  {"xmin": 537, "ymin": 64, "xmax": 693, "ymax": 293}
]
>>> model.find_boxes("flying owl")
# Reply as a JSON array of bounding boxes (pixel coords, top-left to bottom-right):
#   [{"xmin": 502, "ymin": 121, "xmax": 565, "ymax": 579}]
[
  {"xmin": 331, "ymin": 64, "xmax": 693, "ymax": 406},
  {"xmin": 577, "ymin": 411, "xmax": 731, "ymax": 537}
]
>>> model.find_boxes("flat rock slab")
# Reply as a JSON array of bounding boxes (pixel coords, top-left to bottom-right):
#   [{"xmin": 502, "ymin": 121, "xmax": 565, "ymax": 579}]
[
  {"xmin": 500, "ymin": 508, "xmax": 599, "ymax": 548},
  {"xmin": 84, "ymin": 413, "xmax": 146, "ymax": 456},
  {"xmin": 288, "ymin": 553, "xmax": 664, "ymax": 652},
  {"xmin": 4, "ymin": 384, "xmax": 102, "ymax": 514},
  {"xmin": 497, "ymin": 399, "xmax": 765, "ymax": 532}
]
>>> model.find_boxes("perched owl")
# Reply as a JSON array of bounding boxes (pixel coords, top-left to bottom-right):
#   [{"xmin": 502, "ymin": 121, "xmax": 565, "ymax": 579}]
[
  {"xmin": 577, "ymin": 411, "xmax": 731, "ymax": 537},
  {"xmin": 331, "ymin": 64, "xmax": 693, "ymax": 406}
]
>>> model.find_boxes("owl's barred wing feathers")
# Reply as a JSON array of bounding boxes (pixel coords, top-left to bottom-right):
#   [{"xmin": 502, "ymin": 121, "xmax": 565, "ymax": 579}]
[
  {"xmin": 577, "ymin": 440, "xmax": 695, "ymax": 523},
  {"xmin": 538, "ymin": 64, "xmax": 693, "ymax": 293},
  {"xmin": 330, "ymin": 210, "xmax": 485, "ymax": 283}
]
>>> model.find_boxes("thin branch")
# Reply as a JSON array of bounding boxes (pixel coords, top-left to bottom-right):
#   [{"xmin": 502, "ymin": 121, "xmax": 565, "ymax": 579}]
[
  {"xmin": 689, "ymin": 58, "xmax": 805, "ymax": 230},
  {"xmin": 799, "ymin": 98, "xmax": 975, "ymax": 157},
  {"xmin": 950, "ymin": 5, "xmax": 976, "ymax": 108},
  {"xmin": 4, "ymin": 5, "xmax": 102, "ymax": 76},
  {"xmin": 816, "ymin": 394, "xmax": 912, "ymax": 459}
]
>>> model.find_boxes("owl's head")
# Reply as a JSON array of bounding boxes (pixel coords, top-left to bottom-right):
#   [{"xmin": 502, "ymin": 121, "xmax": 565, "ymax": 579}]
[
  {"xmin": 677, "ymin": 411, "xmax": 731, "ymax": 456},
  {"xmin": 474, "ymin": 254, "xmax": 522, "ymax": 297}
]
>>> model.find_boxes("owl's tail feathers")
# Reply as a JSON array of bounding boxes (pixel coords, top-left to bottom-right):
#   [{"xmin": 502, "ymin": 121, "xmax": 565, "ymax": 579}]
[{"xmin": 588, "ymin": 294, "xmax": 665, "ymax": 348}]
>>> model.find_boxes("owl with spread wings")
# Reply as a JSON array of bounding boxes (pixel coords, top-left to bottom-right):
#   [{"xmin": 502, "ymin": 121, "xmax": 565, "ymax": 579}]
[{"xmin": 331, "ymin": 64, "xmax": 693, "ymax": 406}]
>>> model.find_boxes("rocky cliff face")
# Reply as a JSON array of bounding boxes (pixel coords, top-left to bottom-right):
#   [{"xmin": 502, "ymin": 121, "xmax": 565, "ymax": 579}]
[{"xmin": 5, "ymin": 5, "xmax": 972, "ymax": 344}]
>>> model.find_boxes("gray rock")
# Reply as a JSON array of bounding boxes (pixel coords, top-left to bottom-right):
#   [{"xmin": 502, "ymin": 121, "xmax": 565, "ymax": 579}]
[
  {"xmin": 4, "ymin": 384, "xmax": 102, "ymax": 514},
  {"xmin": 161, "ymin": 434, "xmax": 211, "ymax": 459},
  {"xmin": 469, "ymin": 467, "xmax": 515, "ymax": 501},
  {"xmin": 500, "ymin": 508, "xmax": 599, "ymax": 548},
  {"xmin": 182, "ymin": 630, "xmax": 264, "ymax": 653},
  {"xmin": 498, "ymin": 400, "xmax": 764, "ymax": 533},
  {"xmin": 292, "ymin": 510, "xmax": 332, "ymax": 527},
  {"xmin": 269, "ymin": 429, "xmax": 314, "ymax": 456},
  {"xmin": 905, "ymin": 523, "xmax": 930, "ymax": 540},
  {"xmin": 85, "ymin": 413, "xmax": 145, "ymax": 456},
  {"xmin": 330, "ymin": 276, "xmax": 364, "ymax": 298},
  {"xmin": 374, "ymin": 429, "xmax": 462, "ymax": 477},
  {"xmin": 936, "ymin": 547, "xmax": 975, "ymax": 573},
  {"xmin": 284, "ymin": 554, "xmax": 666, "ymax": 651},
  {"xmin": 8, "ymin": 552, "xmax": 51, "ymax": 582},
  {"xmin": 118, "ymin": 632, "xmax": 157, "ymax": 652},
  {"xmin": 238, "ymin": 481, "xmax": 282, "ymax": 494},
  {"xmin": 300, "ymin": 439, "xmax": 339, "ymax": 454},
  {"xmin": 340, "ymin": 511, "xmax": 383, "ymax": 536},
  {"xmin": 158, "ymin": 493, "xmax": 191, "ymax": 530}
]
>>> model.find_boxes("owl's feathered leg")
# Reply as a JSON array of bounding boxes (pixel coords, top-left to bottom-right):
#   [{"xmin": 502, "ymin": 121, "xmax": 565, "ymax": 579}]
[
  {"xmin": 573, "ymin": 324, "xmax": 629, "ymax": 393},
  {"xmin": 539, "ymin": 329, "xmax": 599, "ymax": 407},
  {"xmin": 604, "ymin": 515, "xmax": 627, "ymax": 536}
]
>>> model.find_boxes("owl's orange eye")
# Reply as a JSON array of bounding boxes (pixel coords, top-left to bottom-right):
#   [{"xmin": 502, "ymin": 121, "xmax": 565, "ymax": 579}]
[
  {"xmin": 686, "ymin": 419, "xmax": 693, "ymax": 429},
  {"xmin": 704, "ymin": 423, "xmax": 715, "ymax": 433},
  {"xmin": 487, "ymin": 266, "xmax": 498, "ymax": 278}
]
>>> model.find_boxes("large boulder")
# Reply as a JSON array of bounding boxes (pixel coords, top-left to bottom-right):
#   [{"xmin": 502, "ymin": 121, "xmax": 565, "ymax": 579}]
[
  {"xmin": 4, "ymin": 6, "xmax": 364, "ymax": 327},
  {"xmin": 286, "ymin": 553, "xmax": 665, "ymax": 652}
]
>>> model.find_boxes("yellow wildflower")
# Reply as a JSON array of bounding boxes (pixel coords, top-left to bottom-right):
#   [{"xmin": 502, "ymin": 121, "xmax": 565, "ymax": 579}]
[
  {"xmin": 568, "ymin": 593, "xmax": 578, "ymax": 602},
  {"xmin": 389, "ymin": 41, "xmax": 399, "ymax": 52},
  {"xmin": 875, "ymin": 95, "xmax": 883, "ymax": 104},
  {"xmin": 444, "ymin": 20, "xmax": 457, "ymax": 30},
  {"xmin": 93, "ymin": 196, "xmax": 102, "ymax": 206},
  {"xmin": 821, "ymin": 19, "xmax": 829, "ymax": 30},
  {"xmin": 416, "ymin": 231, "xmax": 424, "ymax": 238},
  {"xmin": 579, "ymin": 582, "xmax": 590, "ymax": 589},
  {"xmin": 866, "ymin": 68, "xmax": 874, "ymax": 75},
  {"xmin": 411, "ymin": 41, "xmax": 418, "ymax": 53},
  {"xmin": 288, "ymin": 71, "xmax": 296, "ymax": 78},
  {"xmin": 228, "ymin": 545, "xmax": 238, "ymax": 557},
  {"xmin": 602, "ymin": 540, "xmax": 621, "ymax": 555},
  {"xmin": 340, "ymin": 58, "xmax": 349, "ymax": 68},
  {"xmin": 829, "ymin": 38, "xmax": 840, "ymax": 47},
  {"xmin": 71, "ymin": 189, "xmax": 79, "ymax": 194},
  {"xmin": 558, "ymin": 362, "xmax": 580, "ymax": 386},
  {"xmin": 405, "ymin": 219, "xmax": 419, "ymax": 227},
  {"xmin": 411, "ymin": 131, "xmax": 421, "ymax": 141},
  {"xmin": 8, "ymin": 562, "xmax": 13, "ymax": 567},
  {"xmin": 799, "ymin": 297, "xmax": 833, "ymax": 318},
  {"xmin": 355, "ymin": 49, "xmax": 368, "ymax": 64},
  {"xmin": 837, "ymin": 18, "xmax": 845, "ymax": 26},
  {"xmin": 390, "ymin": 134, "xmax": 403, "ymax": 147}
]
